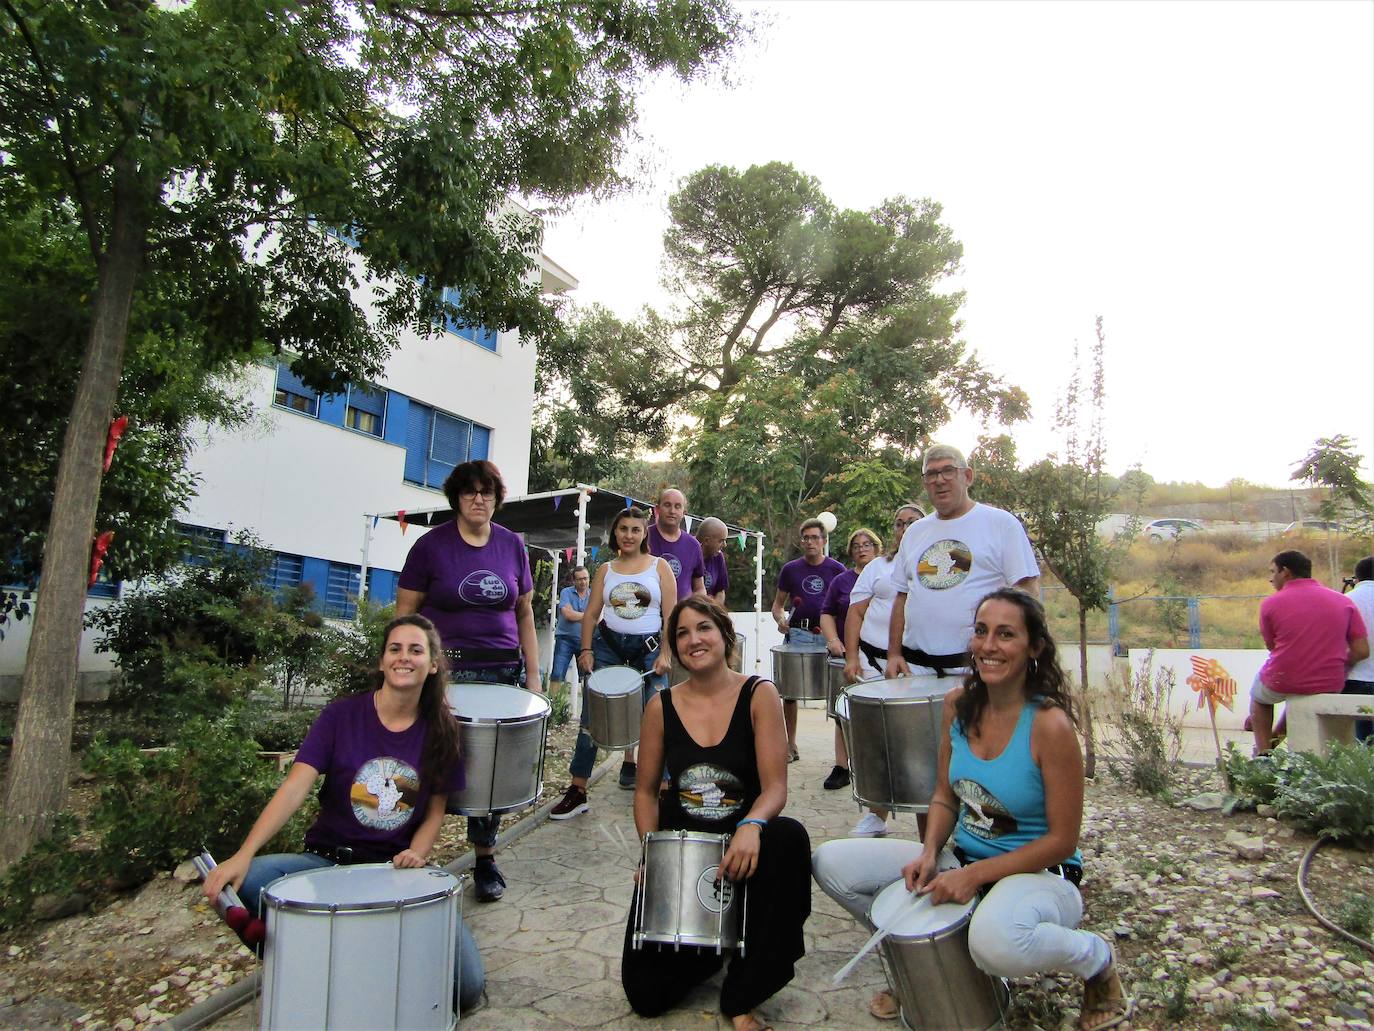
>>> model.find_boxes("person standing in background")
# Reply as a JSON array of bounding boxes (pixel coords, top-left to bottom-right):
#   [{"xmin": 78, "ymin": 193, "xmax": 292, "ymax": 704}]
[
  {"xmin": 697, "ymin": 517, "xmax": 731, "ymax": 606},
  {"xmin": 1344, "ymin": 556, "xmax": 1374, "ymax": 742},
  {"xmin": 648, "ymin": 487, "xmax": 706, "ymax": 602}
]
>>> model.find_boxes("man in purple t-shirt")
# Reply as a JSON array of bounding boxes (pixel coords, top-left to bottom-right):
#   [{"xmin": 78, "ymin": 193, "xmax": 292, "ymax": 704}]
[
  {"xmin": 696, "ymin": 516, "xmax": 730, "ymax": 606},
  {"xmin": 647, "ymin": 487, "xmax": 705, "ymax": 602},
  {"xmin": 771, "ymin": 518, "xmax": 846, "ymax": 760}
]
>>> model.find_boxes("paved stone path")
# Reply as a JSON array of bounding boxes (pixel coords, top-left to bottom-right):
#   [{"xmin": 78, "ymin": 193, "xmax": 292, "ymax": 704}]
[{"xmin": 462, "ymin": 703, "xmax": 888, "ymax": 1030}]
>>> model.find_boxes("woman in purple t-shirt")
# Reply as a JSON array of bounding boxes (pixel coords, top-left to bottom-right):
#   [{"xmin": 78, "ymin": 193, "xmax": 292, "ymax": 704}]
[
  {"xmin": 396, "ymin": 460, "xmax": 540, "ymax": 903},
  {"xmin": 202, "ymin": 615, "xmax": 485, "ymax": 1012}
]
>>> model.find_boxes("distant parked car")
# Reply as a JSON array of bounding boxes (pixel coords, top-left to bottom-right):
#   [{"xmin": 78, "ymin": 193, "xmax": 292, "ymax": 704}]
[
  {"xmin": 1143, "ymin": 518, "xmax": 1206, "ymax": 542},
  {"xmin": 1282, "ymin": 519, "xmax": 1342, "ymax": 536}
]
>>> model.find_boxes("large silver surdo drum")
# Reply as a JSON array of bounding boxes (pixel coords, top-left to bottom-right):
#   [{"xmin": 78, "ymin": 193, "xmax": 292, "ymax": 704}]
[
  {"xmin": 633, "ymin": 830, "xmax": 745, "ymax": 954},
  {"xmin": 670, "ymin": 632, "xmax": 747, "ymax": 684},
  {"xmin": 261, "ymin": 865, "xmax": 462, "ymax": 1030},
  {"xmin": 825, "ymin": 656, "xmax": 850, "ymax": 720},
  {"xmin": 770, "ymin": 643, "xmax": 828, "ymax": 701},
  {"xmin": 584, "ymin": 665, "xmax": 644, "ymax": 750},
  {"xmin": 445, "ymin": 683, "xmax": 549, "ymax": 815},
  {"xmin": 868, "ymin": 879, "xmax": 1007, "ymax": 1031},
  {"xmin": 837, "ymin": 676, "xmax": 948, "ymax": 813}
]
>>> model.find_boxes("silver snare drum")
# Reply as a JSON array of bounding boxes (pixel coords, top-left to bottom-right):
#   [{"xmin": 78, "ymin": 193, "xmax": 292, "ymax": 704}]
[
  {"xmin": 262, "ymin": 865, "xmax": 462, "ymax": 1030},
  {"xmin": 585, "ymin": 665, "xmax": 645, "ymax": 750},
  {"xmin": 633, "ymin": 830, "xmax": 745, "ymax": 955},
  {"xmin": 825, "ymin": 656, "xmax": 850, "ymax": 720},
  {"xmin": 446, "ymin": 683, "xmax": 550, "ymax": 816},
  {"xmin": 770, "ymin": 643, "xmax": 828, "ymax": 701},
  {"xmin": 868, "ymin": 878, "xmax": 1006, "ymax": 1031},
  {"xmin": 841, "ymin": 676, "xmax": 948, "ymax": 813}
]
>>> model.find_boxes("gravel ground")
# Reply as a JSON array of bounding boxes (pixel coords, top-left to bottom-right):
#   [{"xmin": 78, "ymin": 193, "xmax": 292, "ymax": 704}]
[{"xmin": 0, "ymin": 739, "xmax": 1371, "ymax": 1030}]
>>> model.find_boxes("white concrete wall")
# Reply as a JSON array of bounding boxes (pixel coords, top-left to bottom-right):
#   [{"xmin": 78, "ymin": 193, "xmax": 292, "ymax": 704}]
[{"xmin": 0, "ymin": 597, "xmax": 117, "ymax": 700}]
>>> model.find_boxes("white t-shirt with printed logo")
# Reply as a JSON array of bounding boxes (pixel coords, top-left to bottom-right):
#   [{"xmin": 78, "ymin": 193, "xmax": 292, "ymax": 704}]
[{"xmin": 889, "ymin": 503, "xmax": 1039, "ymax": 655}]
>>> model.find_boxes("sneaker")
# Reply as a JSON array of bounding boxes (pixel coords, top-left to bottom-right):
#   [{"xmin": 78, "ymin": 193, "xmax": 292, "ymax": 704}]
[
  {"xmin": 851, "ymin": 812, "xmax": 889, "ymax": 837},
  {"xmin": 823, "ymin": 765, "xmax": 851, "ymax": 790},
  {"xmin": 474, "ymin": 856, "xmax": 506, "ymax": 903},
  {"xmin": 549, "ymin": 784, "xmax": 589, "ymax": 820},
  {"xmin": 618, "ymin": 761, "xmax": 637, "ymax": 790}
]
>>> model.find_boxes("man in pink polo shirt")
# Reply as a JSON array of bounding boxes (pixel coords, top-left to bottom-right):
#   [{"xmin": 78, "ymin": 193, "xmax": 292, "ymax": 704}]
[{"xmin": 1251, "ymin": 550, "xmax": 1369, "ymax": 753}]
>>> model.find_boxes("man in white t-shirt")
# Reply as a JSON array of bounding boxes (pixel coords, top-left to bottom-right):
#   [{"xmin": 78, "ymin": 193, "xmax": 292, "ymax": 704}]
[{"xmin": 886, "ymin": 444, "xmax": 1040, "ymax": 677}]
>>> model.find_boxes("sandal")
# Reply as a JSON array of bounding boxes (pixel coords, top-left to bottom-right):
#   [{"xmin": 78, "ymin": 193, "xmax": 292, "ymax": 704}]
[
  {"xmin": 1078, "ymin": 934, "xmax": 1133, "ymax": 1031},
  {"xmin": 868, "ymin": 989, "xmax": 899, "ymax": 1021}
]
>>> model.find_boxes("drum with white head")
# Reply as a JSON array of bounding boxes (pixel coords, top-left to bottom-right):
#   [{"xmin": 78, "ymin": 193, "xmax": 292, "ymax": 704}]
[
  {"xmin": 261, "ymin": 864, "xmax": 462, "ymax": 1030},
  {"xmin": 867, "ymin": 877, "xmax": 1006, "ymax": 1031},
  {"xmin": 445, "ymin": 683, "xmax": 549, "ymax": 815},
  {"xmin": 584, "ymin": 665, "xmax": 645, "ymax": 749},
  {"xmin": 838, "ymin": 676, "xmax": 950, "ymax": 812}
]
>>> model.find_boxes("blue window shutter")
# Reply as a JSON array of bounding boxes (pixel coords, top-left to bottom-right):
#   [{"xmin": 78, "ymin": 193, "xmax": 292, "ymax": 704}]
[
  {"xmin": 349, "ymin": 384, "xmax": 386, "ymax": 418},
  {"xmin": 367, "ymin": 568, "xmax": 399, "ymax": 605},
  {"xmin": 382, "ymin": 392, "xmax": 408, "ymax": 448},
  {"xmin": 301, "ymin": 557, "xmax": 331, "ymax": 612},
  {"xmin": 326, "ymin": 563, "xmax": 361, "ymax": 619},
  {"xmin": 469, "ymin": 424, "xmax": 491, "ymax": 460},
  {"xmin": 441, "ymin": 286, "xmax": 463, "ymax": 336},
  {"xmin": 275, "ymin": 363, "xmax": 314, "ymax": 397},
  {"xmin": 266, "ymin": 553, "xmax": 304, "ymax": 594},
  {"xmin": 318, "ymin": 391, "xmax": 347, "ymax": 426},
  {"xmin": 476, "ymin": 326, "xmax": 498, "ymax": 351},
  {"xmin": 404, "ymin": 403, "xmax": 431, "ymax": 484},
  {"xmin": 429, "ymin": 411, "xmax": 468, "ymax": 486}
]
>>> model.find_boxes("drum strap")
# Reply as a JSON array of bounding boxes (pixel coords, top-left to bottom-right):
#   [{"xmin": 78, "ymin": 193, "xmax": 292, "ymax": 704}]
[
  {"xmin": 899, "ymin": 646, "xmax": 969, "ymax": 676},
  {"xmin": 856, "ymin": 639, "xmax": 889, "ymax": 674},
  {"xmin": 952, "ymin": 846, "xmax": 1083, "ymax": 887},
  {"xmin": 444, "ymin": 646, "xmax": 521, "ymax": 665},
  {"xmin": 597, "ymin": 622, "xmax": 657, "ymax": 668}
]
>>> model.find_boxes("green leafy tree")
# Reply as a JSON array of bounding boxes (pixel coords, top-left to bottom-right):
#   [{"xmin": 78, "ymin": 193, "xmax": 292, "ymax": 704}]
[
  {"xmin": 1291, "ymin": 434, "xmax": 1374, "ymax": 583},
  {"xmin": 0, "ymin": 0, "xmax": 741, "ymax": 862}
]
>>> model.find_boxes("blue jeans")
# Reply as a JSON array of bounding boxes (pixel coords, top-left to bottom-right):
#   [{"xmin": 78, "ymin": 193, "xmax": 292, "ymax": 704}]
[
  {"xmin": 787, "ymin": 626, "xmax": 824, "ymax": 647},
  {"xmin": 568, "ymin": 630, "xmax": 663, "ymax": 780},
  {"xmin": 239, "ymin": 852, "xmax": 486, "ymax": 1012},
  {"xmin": 449, "ymin": 663, "xmax": 526, "ymax": 846},
  {"xmin": 1344, "ymin": 679, "xmax": 1374, "ymax": 742},
  {"xmin": 551, "ymin": 636, "xmax": 579, "ymax": 682}
]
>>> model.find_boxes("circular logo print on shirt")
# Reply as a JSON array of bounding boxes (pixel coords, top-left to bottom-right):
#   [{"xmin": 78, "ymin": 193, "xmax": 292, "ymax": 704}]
[
  {"xmin": 695, "ymin": 865, "xmax": 735, "ymax": 914},
  {"xmin": 458, "ymin": 570, "xmax": 509, "ymax": 605},
  {"xmin": 676, "ymin": 762, "xmax": 746, "ymax": 822},
  {"xmin": 916, "ymin": 540, "xmax": 974, "ymax": 590},
  {"xmin": 351, "ymin": 757, "xmax": 420, "ymax": 831},
  {"xmin": 704, "ymin": 571, "xmax": 715, "ymax": 590},
  {"xmin": 802, "ymin": 574, "xmax": 825, "ymax": 595},
  {"xmin": 666, "ymin": 556, "xmax": 682, "ymax": 578},
  {"xmin": 609, "ymin": 580, "xmax": 653, "ymax": 622},
  {"xmin": 951, "ymin": 778, "xmax": 1018, "ymax": 841}
]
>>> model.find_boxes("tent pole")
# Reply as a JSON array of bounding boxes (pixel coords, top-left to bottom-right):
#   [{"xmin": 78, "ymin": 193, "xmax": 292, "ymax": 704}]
[
  {"xmin": 358, "ymin": 514, "xmax": 373, "ymax": 616},
  {"xmin": 754, "ymin": 532, "xmax": 765, "ymax": 673},
  {"xmin": 576, "ymin": 490, "xmax": 589, "ymax": 565}
]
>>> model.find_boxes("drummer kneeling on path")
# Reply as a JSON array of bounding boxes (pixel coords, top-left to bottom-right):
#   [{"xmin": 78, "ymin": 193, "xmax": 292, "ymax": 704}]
[
  {"xmin": 621, "ymin": 597, "xmax": 811, "ymax": 1031},
  {"xmin": 202, "ymin": 614, "xmax": 486, "ymax": 1015},
  {"xmin": 813, "ymin": 590, "xmax": 1131, "ymax": 1031}
]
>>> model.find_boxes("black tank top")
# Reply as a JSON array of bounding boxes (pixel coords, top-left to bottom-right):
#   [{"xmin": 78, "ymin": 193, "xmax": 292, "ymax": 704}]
[{"xmin": 659, "ymin": 676, "xmax": 762, "ymax": 834}]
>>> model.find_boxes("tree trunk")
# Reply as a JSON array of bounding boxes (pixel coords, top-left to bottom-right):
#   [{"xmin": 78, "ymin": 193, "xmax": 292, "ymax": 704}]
[
  {"xmin": 1078, "ymin": 601, "xmax": 1097, "ymax": 779},
  {"xmin": 0, "ymin": 156, "xmax": 145, "ymax": 865}
]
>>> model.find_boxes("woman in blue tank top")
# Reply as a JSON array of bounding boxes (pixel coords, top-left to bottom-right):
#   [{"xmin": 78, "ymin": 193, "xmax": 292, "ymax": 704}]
[{"xmin": 902, "ymin": 589, "xmax": 1131, "ymax": 1031}]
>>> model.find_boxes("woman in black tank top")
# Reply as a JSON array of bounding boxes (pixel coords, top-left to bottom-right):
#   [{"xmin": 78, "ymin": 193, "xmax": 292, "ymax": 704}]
[{"xmin": 621, "ymin": 597, "xmax": 811, "ymax": 1031}]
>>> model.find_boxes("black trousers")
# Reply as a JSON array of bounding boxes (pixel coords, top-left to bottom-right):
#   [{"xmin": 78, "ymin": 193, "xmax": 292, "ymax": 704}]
[{"xmin": 621, "ymin": 816, "xmax": 811, "ymax": 1019}]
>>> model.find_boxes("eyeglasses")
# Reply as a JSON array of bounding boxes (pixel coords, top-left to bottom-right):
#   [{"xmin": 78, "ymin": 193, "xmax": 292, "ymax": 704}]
[
  {"xmin": 922, "ymin": 465, "xmax": 964, "ymax": 484},
  {"xmin": 459, "ymin": 488, "xmax": 496, "ymax": 500},
  {"xmin": 895, "ymin": 517, "xmax": 916, "ymax": 528},
  {"xmin": 800, "ymin": 534, "xmax": 823, "ymax": 542}
]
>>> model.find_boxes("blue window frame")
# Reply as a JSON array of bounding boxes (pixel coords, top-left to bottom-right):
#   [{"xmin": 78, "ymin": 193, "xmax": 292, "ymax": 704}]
[
  {"xmin": 265, "ymin": 552, "xmax": 305, "ymax": 594},
  {"xmin": 176, "ymin": 523, "xmax": 227, "ymax": 567},
  {"xmin": 439, "ymin": 286, "xmax": 498, "ymax": 351},
  {"xmin": 345, "ymin": 383, "xmax": 386, "ymax": 437},
  {"xmin": 274, "ymin": 362, "xmax": 320, "ymax": 417},
  {"xmin": 403, "ymin": 402, "xmax": 491, "ymax": 490},
  {"xmin": 326, "ymin": 562, "xmax": 361, "ymax": 619}
]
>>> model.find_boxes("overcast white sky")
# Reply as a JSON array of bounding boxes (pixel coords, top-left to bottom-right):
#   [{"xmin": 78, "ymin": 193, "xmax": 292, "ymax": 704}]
[{"xmin": 540, "ymin": 0, "xmax": 1374, "ymax": 489}]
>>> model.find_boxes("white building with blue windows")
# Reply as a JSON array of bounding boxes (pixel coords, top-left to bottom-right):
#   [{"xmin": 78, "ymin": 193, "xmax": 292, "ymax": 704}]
[
  {"xmin": 0, "ymin": 232, "xmax": 576, "ymax": 697},
  {"xmin": 180, "ymin": 250, "xmax": 577, "ymax": 620}
]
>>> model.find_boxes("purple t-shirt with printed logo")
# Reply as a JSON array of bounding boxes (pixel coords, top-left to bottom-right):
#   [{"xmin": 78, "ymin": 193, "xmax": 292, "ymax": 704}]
[
  {"xmin": 702, "ymin": 550, "xmax": 730, "ymax": 599},
  {"xmin": 648, "ymin": 524, "xmax": 705, "ymax": 601},
  {"xmin": 297, "ymin": 692, "xmax": 464, "ymax": 860},
  {"xmin": 398, "ymin": 521, "xmax": 533, "ymax": 663},
  {"xmin": 777, "ymin": 556, "xmax": 846, "ymax": 629}
]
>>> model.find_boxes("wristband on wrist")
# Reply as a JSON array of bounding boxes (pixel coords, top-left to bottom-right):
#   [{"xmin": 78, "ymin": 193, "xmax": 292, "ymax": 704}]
[
  {"xmin": 580, "ymin": 648, "xmax": 593, "ymax": 653},
  {"xmin": 736, "ymin": 817, "xmax": 768, "ymax": 832}
]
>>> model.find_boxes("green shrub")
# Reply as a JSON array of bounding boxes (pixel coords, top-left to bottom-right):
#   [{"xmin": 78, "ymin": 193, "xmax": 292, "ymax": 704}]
[
  {"xmin": 1336, "ymin": 892, "xmax": 1374, "ymax": 938},
  {"xmin": 1106, "ymin": 652, "xmax": 1182, "ymax": 797},
  {"xmin": 548, "ymin": 682, "xmax": 572, "ymax": 727},
  {"xmin": 249, "ymin": 706, "xmax": 321, "ymax": 752},
  {"xmin": 326, "ymin": 598, "xmax": 395, "ymax": 700},
  {"xmin": 85, "ymin": 713, "xmax": 310, "ymax": 886},
  {"xmin": 0, "ymin": 815, "xmax": 98, "ymax": 930},
  {"xmin": 1224, "ymin": 742, "xmax": 1374, "ymax": 843}
]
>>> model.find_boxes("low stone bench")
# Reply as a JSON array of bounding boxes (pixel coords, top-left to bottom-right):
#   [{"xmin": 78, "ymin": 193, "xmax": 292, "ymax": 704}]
[{"xmin": 1284, "ymin": 694, "xmax": 1373, "ymax": 754}]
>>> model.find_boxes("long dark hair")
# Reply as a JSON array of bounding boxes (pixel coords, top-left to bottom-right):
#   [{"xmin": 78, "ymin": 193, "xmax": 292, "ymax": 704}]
[
  {"xmin": 608, "ymin": 506, "xmax": 651, "ymax": 555},
  {"xmin": 375, "ymin": 614, "xmax": 462, "ymax": 790},
  {"xmin": 666, "ymin": 596, "xmax": 738, "ymax": 664},
  {"xmin": 954, "ymin": 589, "xmax": 1077, "ymax": 737}
]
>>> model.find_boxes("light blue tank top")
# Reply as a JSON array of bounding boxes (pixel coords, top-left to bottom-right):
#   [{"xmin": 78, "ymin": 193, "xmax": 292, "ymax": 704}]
[{"xmin": 949, "ymin": 700, "xmax": 1082, "ymax": 867}]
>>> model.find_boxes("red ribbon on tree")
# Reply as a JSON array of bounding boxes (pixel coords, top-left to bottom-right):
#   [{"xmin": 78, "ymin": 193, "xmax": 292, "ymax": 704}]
[
  {"xmin": 103, "ymin": 416, "xmax": 129, "ymax": 473},
  {"xmin": 88, "ymin": 531, "xmax": 115, "ymax": 588}
]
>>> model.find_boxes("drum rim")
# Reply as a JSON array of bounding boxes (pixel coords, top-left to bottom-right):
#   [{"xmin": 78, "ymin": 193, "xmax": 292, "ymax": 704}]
[
  {"xmin": 586, "ymin": 665, "xmax": 646, "ymax": 697},
  {"xmin": 643, "ymin": 828, "xmax": 731, "ymax": 845},
  {"xmin": 769, "ymin": 643, "xmax": 828, "ymax": 655},
  {"xmin": 265, "ymin": 865, "xmax": 461, "ymax": 911},
  {"xmin": 868, "ymin": 880, "xmax": 974, "ymax": 938}
]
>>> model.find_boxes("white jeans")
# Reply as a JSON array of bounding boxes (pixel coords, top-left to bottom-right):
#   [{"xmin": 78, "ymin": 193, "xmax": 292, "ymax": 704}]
[{"xmin": 811, "ymin": 838, "xmax": 1109, "ymax": 980}]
